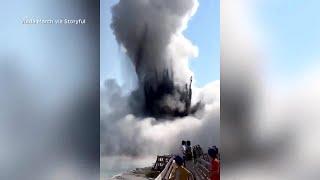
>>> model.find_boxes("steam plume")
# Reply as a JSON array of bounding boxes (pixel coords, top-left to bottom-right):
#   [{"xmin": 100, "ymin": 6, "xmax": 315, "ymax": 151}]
[
  {"xmin": 100, "ymin": 0, "xmax": 219, "ymax": 168},
  {"xmin": 110, "ymin": 0, "xmax": 200, "ymax": 117}
]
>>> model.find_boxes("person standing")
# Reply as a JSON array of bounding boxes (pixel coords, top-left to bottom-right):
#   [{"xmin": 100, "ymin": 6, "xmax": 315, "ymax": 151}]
[
  {"xmin": 181, "ymin": 140, "xmax": 187, "ymax": 166},
  {"xmin": 208, "ymin": 147, "xmax": 220, "ymax": 180},
  {"xmin": 185, "ymin": 140, "xmax": 192, "ymax": 161}
]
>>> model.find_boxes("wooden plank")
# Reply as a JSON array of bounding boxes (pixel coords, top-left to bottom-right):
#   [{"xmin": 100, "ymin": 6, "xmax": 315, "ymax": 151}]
[
  {"xmin": 164, "ymin": 160, "xmax": 175, "ymax": 179},
  {"xmin": 189, "ymin": 163, "xmax": 204, "ymax": 180},
  {"xmin": 194, "ymin": 165, "xmax": 207, "ymax": 180}
]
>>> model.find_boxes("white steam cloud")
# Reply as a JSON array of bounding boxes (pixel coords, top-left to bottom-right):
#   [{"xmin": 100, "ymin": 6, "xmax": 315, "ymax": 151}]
[{"xmin": 101, "ymin": 80, "xmax": 219, "ymax": 156}]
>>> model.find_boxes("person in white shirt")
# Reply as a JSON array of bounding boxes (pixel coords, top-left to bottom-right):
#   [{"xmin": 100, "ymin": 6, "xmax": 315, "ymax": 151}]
[{"xmin": 181, "ymin": 140, "xmax": 186, "ymax": 166}]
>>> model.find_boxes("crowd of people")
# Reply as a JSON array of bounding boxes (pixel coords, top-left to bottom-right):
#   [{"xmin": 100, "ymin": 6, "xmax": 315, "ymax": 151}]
[{"xmin": 168, "ymin": 140, "xmax": 220, "ymax": 180}]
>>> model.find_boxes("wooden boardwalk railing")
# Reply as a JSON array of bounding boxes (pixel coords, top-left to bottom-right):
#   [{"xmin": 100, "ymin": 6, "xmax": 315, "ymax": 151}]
[
  {"xmin": 154, "ymin": 156, "xmax": 175, "ymax": 180},
  {"xmin": 153, "ymin": 155, "xmax": 173, "ymax": 171},
  {"xmin": 154, "ymin": 153, "xmax": 211, "ymax": 180}
]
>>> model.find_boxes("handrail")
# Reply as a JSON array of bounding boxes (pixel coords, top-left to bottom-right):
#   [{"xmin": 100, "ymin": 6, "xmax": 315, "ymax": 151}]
[
  {"xmin": 155, "ymin": 157, "xmax": 195, "ymax": 180},
  {"xmin": 155, "ymin": 157, "xmax": 174, "ymax": 180},
  {"xmin": 154, "ymin": 145, "xmax": 216, "ymax": 180}
]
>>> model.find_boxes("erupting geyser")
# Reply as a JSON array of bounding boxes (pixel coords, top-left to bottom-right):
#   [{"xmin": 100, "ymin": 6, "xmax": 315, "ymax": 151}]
[
  {"xmin": 143, "ymin": 70, "xmax": 193, "ymax": 117},
  {"xmin": 101, "ymin": 0, "xmax": 219, "ymax": 158},
  {"xmin": 111, "ymin": 0, "xmax": 201, "ymax": 118}
]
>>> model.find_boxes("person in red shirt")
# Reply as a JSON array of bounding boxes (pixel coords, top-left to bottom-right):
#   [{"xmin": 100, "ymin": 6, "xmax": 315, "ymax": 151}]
[{"xmin": 208, "ymin": 146, "xmax": 220, "ymax": 180}]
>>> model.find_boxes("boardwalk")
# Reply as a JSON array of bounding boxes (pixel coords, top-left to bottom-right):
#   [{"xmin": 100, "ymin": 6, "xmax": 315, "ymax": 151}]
[
  {"xmin": 154, "ymin": 145, "xmax": 212, "ymax": 180},
  {"xmin": 186, "ymin": 157, "xmax": 211, "ymax": 180}
]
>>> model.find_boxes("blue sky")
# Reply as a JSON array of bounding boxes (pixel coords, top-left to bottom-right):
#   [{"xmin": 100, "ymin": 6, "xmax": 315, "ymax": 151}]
[
  {"xmin": 100, "ymin": 0, "xmax": 220, "ymax": 87},
  {"xmin": 185, "ymin": 0, "xmax": 220, "ymax": 86},
  {"xmin": 256, "ymin": 0, "xmax": 320, "ymax": 80}
]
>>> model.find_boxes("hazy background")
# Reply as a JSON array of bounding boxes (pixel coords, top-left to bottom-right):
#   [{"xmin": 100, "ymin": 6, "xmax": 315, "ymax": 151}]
[
  {"xmin": 0, "ymin": 0, "xmax": 100, "ymax": 179},
  {"xmin": 221, "ymin": 0, "xmax": 320, "ymax": 179}
]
